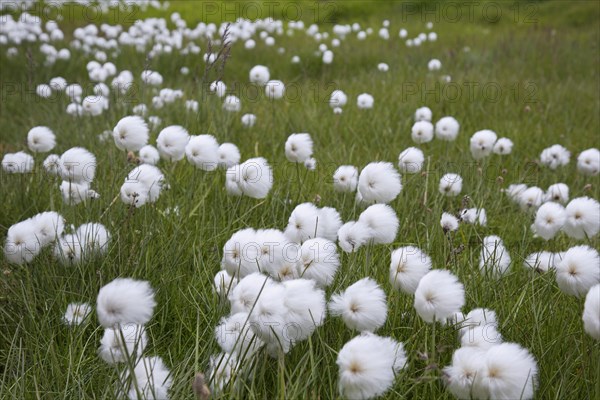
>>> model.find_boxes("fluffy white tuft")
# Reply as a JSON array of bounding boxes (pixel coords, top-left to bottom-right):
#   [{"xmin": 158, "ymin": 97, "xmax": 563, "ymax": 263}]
[
  {"xmin": 474, "ymin": 342, "xmax": 538, "ymax": 400},
  {"xmin": 96, "ymin": 278, "xmax": 156, "ymax": 328},
  {"xmin": 398, "ymin": 147, "xmax": 425, "ymax": 174},
  {"xmin": 577, "ymin": 148, "xmax": 599, "ymax": 176},
  {"xmin": 138, "ymin": 145, "xmax": 160, "ymax": 165},
  {"xmin": 156, "ymin": 125, "xmax": 190, "ymax": 161},
  {"xmin": 533, "ymin": 202, "xmax": 566, "ymax": 240},
  {"xmin": 518, "ymin": 186, "xmax": 544, "ymax": 212},
  {"xmin": 336, "ymin": 333, "xmax": 407, "ymax": 399},
  {"xmin": 59, "ymin": 147, "xmax": 96, "ymax": 183},
  {"xmin": 435, "ymin": 116, "xmax": 460, "ymax": 141},
  {"xmin": 120, "ymin": 164, "xmax": 164, "ymax": 207},
  {"xmin": 221, "ymin": 228, "xmax": 260, "ymax": 278},
  {"xmin": 122, "ymin": 356, "xmax": 172, "ymax": 399},
  {"xmin": 329, "ymin": 278, "xmax": 387, "ymax": 332},
  {"xmin": 76, "ymin": 222, "xmax": 110, "ymax": 255},
  {"xmin": 214, "ymin": 270, "xmax": 238, "ymax": 295},
  {"xmin": 357, "ymin": 162, "xmax": 402, "ymax": 204},
  {"xmin": 441, "ymin": 212, "xmax": 459, "ymax": 232},
  {"xmin": 217, "ymin": 143, "xmax": 241, "ymax": 168},
  {"xmin": 337, "ymin": 221, "xmax": 374, "ymax": 253},
  {"xmin": 43, "ymin": 154, "xmax": 60, "ymax": 175},
  {"xmin": 53, "ymin": 233, "xmax": 83, "ymax": 264},
  {"xmin": 333, "ymin": 165, "xmax": 359, "ymax": 192},
  {"xmin": 228, "ymin": 157, "xmax": 273, "ymax": 199},
  {"xmin": 185, "ymin": 134, "xmax": 220, "ymax": 171},
  {"xmin": 112, "ymin": 116, "xmax": 149, "ymax": 151},
  {"xmin": 544, "ymin": 183, "xmax": 569, "ymax": 204},
  {"xmin": 207, "ymin": 353, "xmax": 239, "ymax": 393},
  {"xmin": 411, "ymin": 120, "xmax": 434, "ymax": 143},
  {"xmin": 249, "ymin": 65, "xmax": 270, "ymax": 85},
  {"xmin": 389, "ymin": 246, "xmax": 432, "ymax": 294},
  {"xmin": 62, "ymin": 302, "xmax": 92, "ymax": 326},
  {"xmin": 32, "ymin": 211, "xmax": 65, "ymax": 246},
  {"xmin": 470, "ymin": 130, "xmax": 497, "ymax": 159},
  {"xmin": 228, "ymin": 273, "xmax": 276, "ymax": 314},
  {"xmin": 414, "ymin": 270, "xmax": 465, "ymax": 323},
  {"xmin": 523, "ymin": 251, "xmax": 563, "ymax": 273},
  {"xmin": 330, "ymin": 90, "xmax": 348, "ymax": 108},
  {"xmin": 414, "ymin": 106, "xmax": 432, "ymax": 122},
  {"xmin": 555, "ymin": 245, "xmax": 600, "ymax": 297},
  {"xmin": 357, "ymin": 204, "xmax": 399, "ymax": 244},
  {"xmin": 540, "ymin": 144, "xmax": 570, "ymax": 169},
  {"xmin": 299, "ymin": 238, "xmax": 340, "ymax": 287},
  {"xmin": 459, "ymin": 208, "xmax": 487, "ymax": 226},
  {"xmin": 2, "ymin": 151, "xmax": 34, "ymax": 174},
  {"xmin": 443, "ymin": 347, "xmax": 485, "ymax": 399},
  {"xmin": 285, "ymin": 133, "xmax": 313, "ymax": 163},
  {"xmin": 215, "ymin": 312, "xmax": 263, "ymax": 357},
  {"xmin": 439, "ymin": 173, "xmax": 463, "ymax": 196},
  {"xmin": 282, "ymin": 278, "xmax": 327, "ymax": 343},
  {"xmin": 4, "ymin": 219, "xmax": 41, "ymax": 264},
  {"xmin": 562, "ymin": 197, "xmax": 600, "ymax": 239},
  {"xmin": 479, "ymin": 235, "xmax": 511, "ymax": 277},
  {"xmin": 98, "ymin": 324, "xmax": 147, "ymax": 364},
  {"xmin": 582, "ymin": 284, "xmax": 600, "ymax": 340},
  {"xmin": 284, "ymin": 203, "xmax": 341, "ymax": 243},
  {"xmin": 27, "ymin": 126, "xmax": 56, "ymax": 153},
  {"xmin": 492, "ymin": 137, "xmax": 513, "ymax": 155}
]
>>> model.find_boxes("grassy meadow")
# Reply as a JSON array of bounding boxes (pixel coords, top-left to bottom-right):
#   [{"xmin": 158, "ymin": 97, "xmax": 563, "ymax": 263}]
[{"xmin": 0, "ymin": 0, "xmax": 599, "ymax": 399}]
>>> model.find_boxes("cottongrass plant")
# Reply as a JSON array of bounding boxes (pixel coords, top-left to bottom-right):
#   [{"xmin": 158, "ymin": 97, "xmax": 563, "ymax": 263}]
[{"xmin": 0, "ymin": 7, "xmax": 598, "ymax": 400}]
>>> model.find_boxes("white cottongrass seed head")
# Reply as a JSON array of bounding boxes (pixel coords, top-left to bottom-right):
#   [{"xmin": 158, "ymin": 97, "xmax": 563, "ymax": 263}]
[
  {"xmin": 474, "ymin": 342, "xmax": 538, "ymax": 400},
  {"xmin": 577, "ymin": 148, "xmax": 599, "ymax": 175},
  {"xmin": 333, "ymin": 165, "xmax": 359, "ymax": 192},
  {"xmin": 357, "ymin": 162, "xmax": 402, "ymax": 204},
  {"xmin": 555, "ymin": 245, "xmax": 600, "ymax": 297},
  {"xmin": 27, "ymin": 126, "xmax": 56, "ymax": 153},
  {"xmin": 249, "ymin": 65, "xmax": 270, "ymax": 85},
  {"xmin": 185, "ymin": 134, "xmax": 220, "ymax": 171},
  {"xmin": 299, "ymin": 238, "xmax": 340, "ymax": 287},
  {"xmin": 389, "ymin": 246, "xmax": 432, "ymax": 294},
  {"xmin": 479, "ymin": 235, "xmax": 511, "ymax": 277},
  {"xmin": 435, "ymin": 116, "xmax": 460, "ymax": 141},
  {"xmin": 533, "ymin": 202, "xmax": 566, "ymax": 240},
  {"xmin": 357, "ymin": 204, "xmax": 399, "ymax": 244},
  {"xmin": 59, "ymin": 147, "xmax": 96, "ymax": 183},
  {"xmin": 582, "ymin": 284, "xmax": 600, "ymax": 340},
  {"xmin": 439, "ymin": 173, "xmax": 463, "ymax": 196},
  {"xmin": 544, "ymin": 183, "xmax": 569, "ymax": 204},
  {"xmin": 411, "ymin": 120, "xmax": 434, "ymax": 144},
  {"xmin": 398, "ymin": 147, "xmax": 424, "ymax": 174},
  {"xmin": 157, "ymin": 125, "xmax": 190, "ymax": 162},
  {"xmin": 112, "ymin": 115, "xmax": 149, "ymax": 151},
  {"xmin": 493, "ymin": 137, "xmax": 514, "ymax": 155},
  {"xmin": 329, "ymin": 277, "xmax": 387, "ymax": 332},
  {"xmin": 414, "ymin": 106, "xmax": 432, "ymax": 122},
  {"xmin": 562, "ymin": 197, "xmax": 600, "ymax": 239},
  {"xmin": 62, "ymin": 302, "xmax": 92, "ymax": 326},
  {"xmin": 337, "ymin": 333, "xmax": 407, "ymax": 400},
  {"xmin": 217, "ymin": 143, "xmax": 241, "ymax": 168},
  {"xmin": 440, "ymin": 212, "xmax": 459, "ymax": 233},
  {"xmin": 414, "ymin": 269, "xmax": 465, "ymax": 323},
  {"xmin": 540, "ymin": 144, "xmax": 570, "ymax": 169},
  {"xmin": 285, "ymin": 133, "xmax": 313, "ymax": 163},
  {"xmin": 337, "ymin": 221, "xmax": 374, "ymax": 253},
  {"xmin": 470, "ymin": 130, "xmax": 497, "ymax": 159},
  {"xmin": 356, "ymin": 93, "xmax": 374, "ymax": 109},
  {"xmin": 96, "ymin": 278, "xmax": 156, "ymax": 328},
  {"xmin": 138, "ymin": 145, "xmax": 160, "ymax": 165}
]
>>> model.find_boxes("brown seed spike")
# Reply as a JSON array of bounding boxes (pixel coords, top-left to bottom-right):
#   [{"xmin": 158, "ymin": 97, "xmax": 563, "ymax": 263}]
[{"xmin": 192, "ymin": 372, "xmax": 211, "ymax": 400}]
